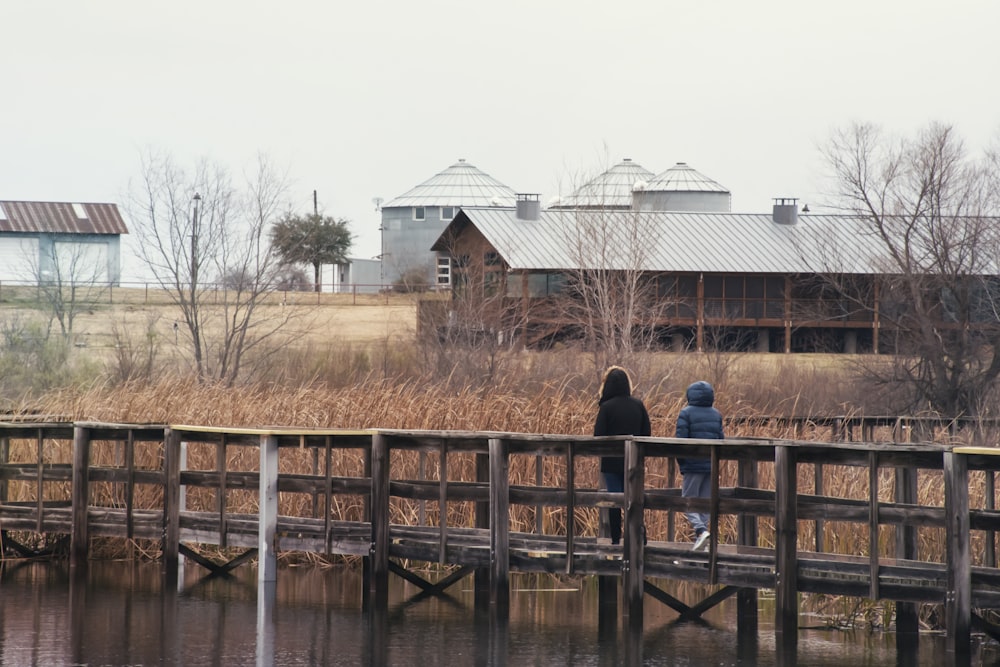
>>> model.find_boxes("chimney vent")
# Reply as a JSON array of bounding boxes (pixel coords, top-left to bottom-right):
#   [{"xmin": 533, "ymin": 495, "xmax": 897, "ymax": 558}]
[
  {"xmin": 772, "ymin": 197, "xmax": 799, "ymax": 225},
  {"xmin": 516, "ymin": 193, "xmax": 540, "ymax": 221}
]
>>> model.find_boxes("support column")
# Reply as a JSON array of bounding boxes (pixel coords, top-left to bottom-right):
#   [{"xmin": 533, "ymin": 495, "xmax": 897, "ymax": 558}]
[
  {"xmin": 368, "ymin": 433, "xmax": 390, "ymax": 609},
  {"xmin": 774, "ymin": 444, "xmax": 798, "ymax": 645},
  {"xmin": 944, "ymin": 451, "xmax": 971, "ymax": 656},
  {"xmin": 163, "ymin": 429, "xmax": 182, "ymax": 575},
  {"xmin": 737, "ymin": 458, "xmax": 759, "ymax": 642},
  {"xmin": 70, "ymin": 425, "xmax": 92, "ymax": 569},
  {"xmin": 258, "ymin": 434, "xmax": 279, "ymax": 583},
  {"xmin": 488, "ymin": 437, "xmax": 510, "ymax": 612},
  {"xmin": 623, "ymin": 438, "xmax": 644, "ymax": 626},
  {"xmin": 895, "ymin": 466, "xmax": 919, "ymax": 638}
]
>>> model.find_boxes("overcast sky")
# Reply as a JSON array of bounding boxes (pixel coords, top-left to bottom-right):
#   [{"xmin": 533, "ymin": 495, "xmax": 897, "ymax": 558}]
[{"xmin": 3, "ymin": 1, "xmax": 998, "ymax": 281}]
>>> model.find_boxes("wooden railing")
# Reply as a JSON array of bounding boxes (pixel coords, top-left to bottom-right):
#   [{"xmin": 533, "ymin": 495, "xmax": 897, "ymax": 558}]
[{"xmin": 2, "ymin": 421, "xmax": 1000, "ymax": 656}]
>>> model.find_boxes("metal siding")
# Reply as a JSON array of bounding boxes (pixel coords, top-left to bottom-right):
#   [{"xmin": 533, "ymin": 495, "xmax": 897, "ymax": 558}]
[{"xmin": 0, "ymin": 236, "xmax": 38, "ymax": 282}]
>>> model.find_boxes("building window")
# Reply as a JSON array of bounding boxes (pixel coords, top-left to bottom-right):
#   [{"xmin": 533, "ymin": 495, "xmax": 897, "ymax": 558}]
[
  {"xmin": 484, "ymin": 251, "xmax": 500, "ymax": 266},
  {"xmin": 413, "ymin": 207, "xmax": 425, "ymax": 221},
  {"xmin": 436, "ymin": 256, "xmax": 451, "ymax": 285},
  {"xmin": 441, "ymin": 206, "xmax": 455, "ymax": 221}
]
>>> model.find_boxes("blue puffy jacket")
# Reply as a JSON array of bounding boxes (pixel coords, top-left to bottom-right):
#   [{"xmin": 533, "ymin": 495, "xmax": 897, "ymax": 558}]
[{"xmin": 675, "ymin": 381, "xmax": 724, "ymax": 475}]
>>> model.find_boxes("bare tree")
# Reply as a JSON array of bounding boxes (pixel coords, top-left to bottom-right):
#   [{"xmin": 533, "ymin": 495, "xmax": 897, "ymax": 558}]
[
  {"xmin": 21, "ymin": 239, "xmax": 110, "ymax": 339},
  {"xmin": 423, "ymin": 232, "xmax": 532, "ymax": 386},
  {"xmin": 820, "ymin": 122, "xmax": 1000, "ymax": 416},
  {"xmin": 126, "ymin": 150, "xmax": 297, "ymax": 384},
  {"xmin": 556, "ymin": 206, "xmax": 671, "ymax": 373}
]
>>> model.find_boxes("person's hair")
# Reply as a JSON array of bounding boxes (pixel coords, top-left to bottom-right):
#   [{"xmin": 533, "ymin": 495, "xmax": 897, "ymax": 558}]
[{"xmin": 599, "ymin": 365, "xmax": 633, "ymax": 402}]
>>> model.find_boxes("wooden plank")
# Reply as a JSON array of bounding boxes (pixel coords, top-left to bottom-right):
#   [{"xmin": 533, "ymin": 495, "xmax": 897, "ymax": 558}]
[
  {"xmin": 988, "ymin": 471, "xmax": 997, "ymax": 568},
  {"xmin": 217, "ymin": 433, "xmax": 227, "ymax": 547},
  {"xmin": 489, "ymin": 437, "xmax": 510, "ymax": 610},
  {"xmin": 0, "ymin": 435, "xmax": 8, "ymax": 504},
  {"xmin": 814, "ymin": 462, "xmax": 824, "ymax": 552},
  {"xmin": 944, "ymin": 450, "xmax": 971, "ymax": 655},
  {"xmin": 70, "ymin": 425, "xmax": 92, "ymax": 568}
]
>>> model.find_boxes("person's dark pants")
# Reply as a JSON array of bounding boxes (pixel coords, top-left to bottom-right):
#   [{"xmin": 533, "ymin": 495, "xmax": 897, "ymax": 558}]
[{"xmin": 602, "ymin": 471, "xmax": 624, "ymax": 544}]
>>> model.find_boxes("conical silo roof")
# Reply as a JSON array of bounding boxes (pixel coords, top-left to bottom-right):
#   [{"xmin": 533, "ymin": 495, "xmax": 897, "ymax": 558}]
[
  {"xmin": 551, "ymin": 158, "xmax": 654, "ymax": 209},
  {"xmin": 383, "ymin": 159, "xmax": 517, "ymax": 208},
  {"xmin": 641, "ymin": 162, "xmax": 729, "ymax": 193}
]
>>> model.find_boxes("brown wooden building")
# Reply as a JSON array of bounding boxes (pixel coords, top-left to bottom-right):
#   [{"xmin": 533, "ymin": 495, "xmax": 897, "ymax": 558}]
[{"xmin": 430, "ymin": 197, "xmax": 999, "ymax": 354}]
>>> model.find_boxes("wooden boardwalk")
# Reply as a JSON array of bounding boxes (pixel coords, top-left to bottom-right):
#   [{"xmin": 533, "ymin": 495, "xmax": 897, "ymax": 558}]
[{"xmin": 2, "ymin": 420, "xmax": 1000, "ymax": 660}]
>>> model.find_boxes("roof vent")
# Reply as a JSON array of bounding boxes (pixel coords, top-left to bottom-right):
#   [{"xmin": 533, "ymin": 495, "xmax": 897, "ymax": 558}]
[
  {"xmin": 516, "ymin": 193, "xmax": 540, "ymax": 221},
  {"xmin": 772, "ymin": 197, "xmax": 798, "ymax": 225}
]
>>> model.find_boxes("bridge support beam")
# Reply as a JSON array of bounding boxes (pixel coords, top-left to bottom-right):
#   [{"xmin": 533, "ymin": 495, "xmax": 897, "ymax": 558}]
[{"xmin": 623, "ymin": 438, "xmax": 644, "ymax": 626}]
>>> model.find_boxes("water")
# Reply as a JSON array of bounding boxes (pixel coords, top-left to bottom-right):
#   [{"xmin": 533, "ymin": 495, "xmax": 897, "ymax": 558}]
[{"xmin": 0, "ymin": 561, "xmax": 997, "ymax": 666}]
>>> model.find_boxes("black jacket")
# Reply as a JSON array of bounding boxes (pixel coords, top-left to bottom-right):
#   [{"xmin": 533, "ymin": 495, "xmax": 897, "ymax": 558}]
[{"xmin": 593, "ymin": 368, "xmax": 651, "ymax": 475}]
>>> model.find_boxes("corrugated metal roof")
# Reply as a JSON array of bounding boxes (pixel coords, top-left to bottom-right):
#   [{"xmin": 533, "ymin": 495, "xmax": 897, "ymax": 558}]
[
  {"xmin": 438, "ymin": 207, "xmax": 917, "ymax": 275},
  {"xmin": 0, "ymin": 201, "xmax": 128, "ymax": 235},
  {"xmin": 639, "ymin": 162, "xmax": 729, "ymax": 193},
  {"xmin": 382, "ymin": 159, "xmax": 517, "ymax": 208},
  {"xmin": 550, "ymin": 158, "xmax": 655, "ymax": 209}
]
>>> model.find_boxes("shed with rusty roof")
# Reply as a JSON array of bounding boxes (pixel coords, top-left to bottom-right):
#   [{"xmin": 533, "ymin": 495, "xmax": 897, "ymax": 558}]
[{"xmin": 0, "ymin": 200, "xmax": 128, "ymax": 284}]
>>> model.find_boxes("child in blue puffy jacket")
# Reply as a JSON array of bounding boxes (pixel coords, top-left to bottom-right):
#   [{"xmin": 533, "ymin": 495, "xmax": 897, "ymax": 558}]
[{"xmin": 675, "ymin": 381, "xmax": 724, "ymax": 551}]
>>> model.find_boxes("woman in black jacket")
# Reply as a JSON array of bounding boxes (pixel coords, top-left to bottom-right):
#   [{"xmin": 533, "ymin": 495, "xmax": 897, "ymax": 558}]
[{"xmin": 593, "ymin": 366, "xmax": 651, "ymax": 545}]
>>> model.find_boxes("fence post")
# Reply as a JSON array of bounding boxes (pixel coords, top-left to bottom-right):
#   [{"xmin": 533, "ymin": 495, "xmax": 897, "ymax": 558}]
[
  {"xmin": 623, "ymin": 437, "xmax": 645, "ymax": 625},
  {"xmin": 944, "ymin": 450, "xmax": 971, "ymax": 656},
  {"xmin": 774, "ymin": 443, "xmax": 798, "ymax": 646},
  {"xmin": 368, "ymin": 433, "xmax": 390, "ymax": 609},
  {"xmin": 737, "ymin": 456, "xmax": 759, "ymax": 640},
  {"xmin": 258, "ymin": 434, "xmax": 279, "ymax": 582},
  {"xmin": 70, "ymin": 425, "xmax": 92, "ymax": 569},
  {"xmin": 488, "ymin": 437, "xmax": 510, "ymax": 611},
  {"xmin": 163, "ymin": 428, "xmax": 181, "ymax": 574}
]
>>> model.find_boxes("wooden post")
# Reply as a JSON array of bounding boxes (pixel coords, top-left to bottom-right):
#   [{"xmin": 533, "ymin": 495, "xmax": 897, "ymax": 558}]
[
  {"xmin": 944, "ymin": 450, "xmax": 971, "ymax": 656},
  {"xmin": 488, "ymin": 437, "xmax": 510, "ymax": 611},
  {"xmin": 474, "ymin": 451, "xmax": 491, "ymax": 608},
  {"xmin": 35, "ymin": 428, "xmax": 43, "ymax": 533},
  {"xmin": 217, "ymin": 434, "xmax": 228, "ymax": 547},
  {"xmin": 868, "ymin": 451, "xmax": 880, "ymax": 600},
  {"xmin": 895, "ymin": 466, "xmax": 919, "ymax": 637},
  {"xmin": 814, "ymin": 463, "xmax": 824, "ymax": 552},
  {"xmin": 737, "ymin": 457, "xmax": 759, "ymax": 640},
  {"xmin": 0, "ymin": 435, "xmax": 8, "ymax": 505},
  {"xmin": 708, "ymin": 444, "xmax": 720, "ymax": 583},
  {"xmin": 623, "ymin": 438, "xmax": 645, "ymax": 625},
  {"xmin": 438, "ymin": 440, "xmax": 448, "ymax": 564},
  {"xmin": 369, "ymin": 433, "xmax": 390, "ymax": 609},
  {"xmin": 987, "ymin": 471, "xmax": 996, "ymax": 568},
  {"xmin": 258, "ymin": 434, "xmax": 279, "ymax": 583},
  {"xmin": 667, "ymin": 457, "xmax": 676, "ymax": 542},
  {"xmin": 565, "ymin": 443, "xmax": 575, "ymax": 574},
  {"xmin": 163, "ymin": 429, "xmax": 182, "ymax": 574},
  {"xmin": 774, "ymin": 444, "xmax": 798, "ymax": 645},
  {"xmin": 125, "ymin": 430, "xmax": 135, "ymax": 540},
  {"xmin": 70, "ymin": 425, "xmax": 92, "ymax": 569}
]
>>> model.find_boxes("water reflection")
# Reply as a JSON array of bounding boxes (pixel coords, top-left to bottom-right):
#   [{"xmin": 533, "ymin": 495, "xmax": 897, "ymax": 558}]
[{"xmin": 0, "ymin": 560, "xmax": 997, "ymax": 666}]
